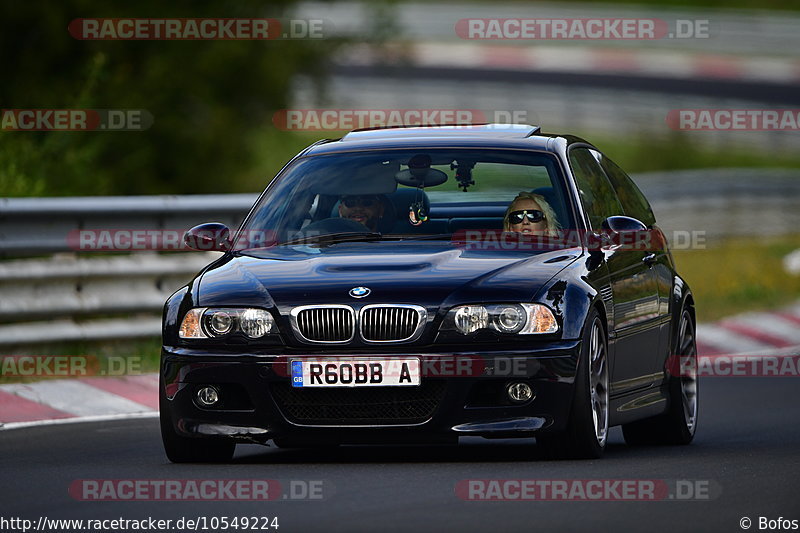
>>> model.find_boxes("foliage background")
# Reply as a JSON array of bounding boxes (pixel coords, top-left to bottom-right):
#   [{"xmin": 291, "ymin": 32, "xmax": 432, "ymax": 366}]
[
  {"xmin": 0, "ymin": 0, "xmax": 340, "ymax": 196},
  {"xmin": 3, "ymin": 1, "xmax": 800, "ymax": 197}
]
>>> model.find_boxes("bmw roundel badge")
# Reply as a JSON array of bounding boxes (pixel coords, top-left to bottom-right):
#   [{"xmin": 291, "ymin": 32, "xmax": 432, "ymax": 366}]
[{"xmin": 349, "ymin": 286, "xmax": 371, "ymax": 298}]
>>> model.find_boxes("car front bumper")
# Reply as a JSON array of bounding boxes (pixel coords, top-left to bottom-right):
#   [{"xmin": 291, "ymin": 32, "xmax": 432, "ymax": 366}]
[{"xmin": 160, "ymin": 341, "xmax": 581, "ymax": 444}]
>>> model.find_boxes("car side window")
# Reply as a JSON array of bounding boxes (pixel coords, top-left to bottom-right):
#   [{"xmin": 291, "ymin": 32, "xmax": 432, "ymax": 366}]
[
  {"xmin": 596, "ymin": 153, "xmax": 656, "ymax": 227},
  {"xmin": 568, "ymin": 147, "xmax": 623, "ymax": 230}
]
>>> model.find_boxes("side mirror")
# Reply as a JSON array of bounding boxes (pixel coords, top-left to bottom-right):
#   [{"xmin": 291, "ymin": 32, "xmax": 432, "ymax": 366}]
[
  {"xmin": 601, "ymin": 215, "xmax": 647, "ymax": 233},
  {"xmin": 184, "ymin": 222, "xmax": 231, "ymax": 252},
  {"xmin": 599, "ymin": 216, "xmax": 653, "ymax": 251}
]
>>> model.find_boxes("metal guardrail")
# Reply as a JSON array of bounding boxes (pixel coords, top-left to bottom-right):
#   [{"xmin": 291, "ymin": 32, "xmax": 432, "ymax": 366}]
[
  {"xmin": 1, "ymin": 169, "xmax": 798, "ymax": 346},
  {"xmin": 0, "ymin": 253, "xmax": 219, "ymax": 346},
  {"xmin": 635, "ymin": 169, "xmax": 800, "ymax": 240},
  {"xmin": 0, "ymin": 194, "xmax": 257, "ymax": 257},
  {"xmin": 0, "ymin": 193, "xmax": 253, "ymax": 345}
]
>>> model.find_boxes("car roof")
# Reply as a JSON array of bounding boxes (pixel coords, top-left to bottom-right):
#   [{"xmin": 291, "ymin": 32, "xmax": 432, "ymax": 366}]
[
  {"xmin": 343, "ymin": 123, "xmax": 541, "ymax": 141},
  {"xmin": 302, "ymin": 124, "xmax": 577, "ymax": 156}
]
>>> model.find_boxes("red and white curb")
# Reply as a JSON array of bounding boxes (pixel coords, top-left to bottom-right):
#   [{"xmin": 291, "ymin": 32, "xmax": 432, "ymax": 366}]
[
  {"xmin": 696, "ymin": 302, "xmax": 800, "ymax": 356},
  {"xmin": 0, "ymin": 375, "xmax": 157, "ymax": 430},
  {"xmin": 1, "ymin": 303, "xmax": 799, "ymax": 429}
]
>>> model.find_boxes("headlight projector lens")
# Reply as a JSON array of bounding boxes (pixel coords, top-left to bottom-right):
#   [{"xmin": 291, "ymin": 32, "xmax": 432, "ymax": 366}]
[{"xmin": 209, "ymin": 311, "xmax": 233, "ymax": 335}]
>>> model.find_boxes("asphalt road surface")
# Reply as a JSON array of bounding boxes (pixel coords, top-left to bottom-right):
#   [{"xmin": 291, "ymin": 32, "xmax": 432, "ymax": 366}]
[{"xmin": 2, "ymin": 375, "xmax": 799, "ymax": 533}]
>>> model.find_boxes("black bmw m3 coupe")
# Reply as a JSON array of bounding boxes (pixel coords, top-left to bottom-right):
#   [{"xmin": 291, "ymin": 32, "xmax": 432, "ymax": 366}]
[{"xmin": 160, "ymin": 124, "xmax": 698, "ymax": 462}]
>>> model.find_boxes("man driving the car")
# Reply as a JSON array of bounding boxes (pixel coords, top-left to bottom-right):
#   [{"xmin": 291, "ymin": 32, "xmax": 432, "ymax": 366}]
[{"xmin": 338, "ymin": 194, "xmax": 385, "ymax": 231}]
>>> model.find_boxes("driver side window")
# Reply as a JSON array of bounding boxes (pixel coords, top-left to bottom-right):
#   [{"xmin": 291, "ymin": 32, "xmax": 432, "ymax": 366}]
[{"xmin": 568, "ymin": 147, "xmax": 623, "ymax": 230}]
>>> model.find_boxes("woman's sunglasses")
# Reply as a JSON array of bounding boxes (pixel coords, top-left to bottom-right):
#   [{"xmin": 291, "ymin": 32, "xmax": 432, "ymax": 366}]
[
  {"xmin": 508, "ymin": 209, "xmax": 545, "ymax": 224},
  {"xmin": 342, "ymin": 196, "xmax": 378, "ymax": 208}
]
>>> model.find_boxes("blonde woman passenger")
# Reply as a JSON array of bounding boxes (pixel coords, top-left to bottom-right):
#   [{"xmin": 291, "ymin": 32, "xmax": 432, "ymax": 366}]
[{"xmin": 503, "ymin": 192, "xmax": 561, "ymax": 237}]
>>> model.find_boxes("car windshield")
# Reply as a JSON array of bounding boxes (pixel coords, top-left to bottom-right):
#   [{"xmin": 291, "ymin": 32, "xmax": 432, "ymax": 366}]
[{"xmin": 234, "ymin": 148, "xmax": 575, "ymax": 250}]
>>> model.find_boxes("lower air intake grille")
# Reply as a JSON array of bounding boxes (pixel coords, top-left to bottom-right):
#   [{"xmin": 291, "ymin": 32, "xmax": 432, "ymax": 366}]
[{"xmin": 271, "ymin": 381, "xmax": 445, "ymax": 425}]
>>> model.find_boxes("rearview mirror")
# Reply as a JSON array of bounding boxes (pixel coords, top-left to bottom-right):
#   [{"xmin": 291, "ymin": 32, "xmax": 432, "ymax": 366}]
[
  {"xmin": 395, "ymin": 153, "xmax": 448, "ymax": 187},
  {"xmin": 184, "ymin": 222, "xmax": 231, "ymax": 252}
]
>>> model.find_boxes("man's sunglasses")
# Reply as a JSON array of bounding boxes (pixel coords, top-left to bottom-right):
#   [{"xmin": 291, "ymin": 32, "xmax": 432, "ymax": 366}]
[
  {"xmin": 508, "ymin": 209, "xmax": 545, "ymax": 224},
  {"xmin": 342, "ymin": 196, "xmax": 378, "ymax": 208}
]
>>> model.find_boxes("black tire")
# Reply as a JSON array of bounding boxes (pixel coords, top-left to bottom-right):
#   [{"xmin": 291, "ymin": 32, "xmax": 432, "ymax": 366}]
[
  {"xmin": 537, "ymin": 309, "xmax": 609, "ymax": 459},
  {"xmin": 159, "ymin": 380, "xmax": 236, "ymax": 463},
  {"xmin": 622, "ymin": 307, "xmax": 698, "ymax": 446}
]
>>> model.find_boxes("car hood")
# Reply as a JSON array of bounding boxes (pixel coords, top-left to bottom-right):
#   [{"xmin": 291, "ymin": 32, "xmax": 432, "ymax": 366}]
[{"xmin": 195, "ymin": 241, "xmax": 580, "ymax": 311}]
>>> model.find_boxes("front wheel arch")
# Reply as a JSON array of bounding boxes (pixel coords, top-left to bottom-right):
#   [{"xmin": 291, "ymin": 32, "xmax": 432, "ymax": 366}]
[{"xmin": 538, "ymin": 307, "xmax": 609, "ymax": 459}]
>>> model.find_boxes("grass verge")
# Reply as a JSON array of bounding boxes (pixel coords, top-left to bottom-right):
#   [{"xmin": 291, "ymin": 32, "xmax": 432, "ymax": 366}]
[{"xmin": 672, "ymin": 233, "xmax": 800, "ymax": 322}]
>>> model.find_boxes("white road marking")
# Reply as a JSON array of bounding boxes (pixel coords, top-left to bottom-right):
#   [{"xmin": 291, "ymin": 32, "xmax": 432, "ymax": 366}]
[
  {"xmin": 784, "ymin": 249, "xmax": 800, "ymax": 275},
  {"xmin": 0, "ymin": 411, "xmax": 158, "ymax": 431}
]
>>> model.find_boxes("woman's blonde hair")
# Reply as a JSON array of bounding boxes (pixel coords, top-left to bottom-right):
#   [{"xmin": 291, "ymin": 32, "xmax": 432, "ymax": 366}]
[{"xmin": 503, "ymin": 192, "xmax": 561, "ymax": 236}]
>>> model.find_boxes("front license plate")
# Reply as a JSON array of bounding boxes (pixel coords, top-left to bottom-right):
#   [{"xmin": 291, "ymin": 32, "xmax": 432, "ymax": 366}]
[{"xmin": 291, "ymin": 358, "xmax": 421, "ymax": 388}]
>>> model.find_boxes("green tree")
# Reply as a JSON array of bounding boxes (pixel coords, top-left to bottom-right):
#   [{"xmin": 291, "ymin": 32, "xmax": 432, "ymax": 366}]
[{"xmin": 0, "ymin": 0, "xmax": 338, "ymax": 195}]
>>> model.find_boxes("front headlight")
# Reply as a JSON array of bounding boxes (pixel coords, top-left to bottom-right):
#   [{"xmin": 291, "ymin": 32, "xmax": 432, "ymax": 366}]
[
  {"xmin": 238, "ymin": 308, "xmax": 274, "ymax": 338},
  {"xmin": 178, "ymin": 307, "xmax": 275, "ymax": 339},
  {"xmin": 453, "ymin": 305, "xmax": 488, "ymax": 334},
  {"xmin": 443, "ymin": 303, "xmax": 558, "ymax": 335}
]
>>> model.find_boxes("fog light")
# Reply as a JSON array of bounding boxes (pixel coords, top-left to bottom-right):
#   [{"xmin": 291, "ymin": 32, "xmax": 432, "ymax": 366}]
[
  {"xmin": 506, "ymin": 382, "xmax": 533, "ymax": 403},
  {"xmin": 196, "ymin": 386, "xmax": 220, "ymax": 407}
]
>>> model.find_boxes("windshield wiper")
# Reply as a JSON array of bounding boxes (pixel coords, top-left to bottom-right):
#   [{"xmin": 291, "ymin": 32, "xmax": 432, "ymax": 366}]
[{"xmin": 281, "ymin": 231, "xmax": 386, "ymax": 246}]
